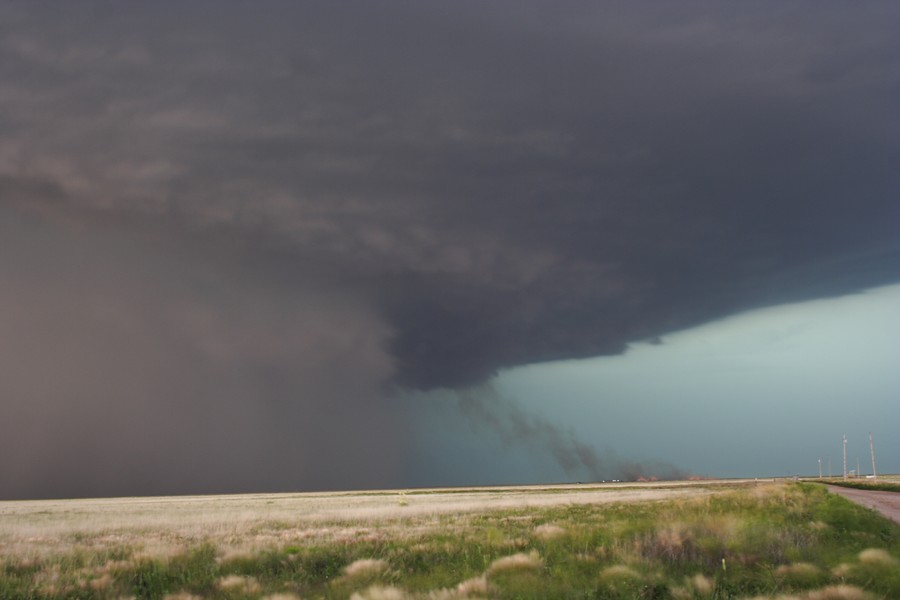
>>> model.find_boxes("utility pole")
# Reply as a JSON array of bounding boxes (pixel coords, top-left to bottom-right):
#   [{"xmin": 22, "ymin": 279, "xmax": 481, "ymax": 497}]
[
  {"xmin": 842, "ymin": 434, "xmax": 847, "ymax": 480},
  {"xmin": 856, "ymin": 457, "xmax": 860, "ymax": 479},
  {"xmin": 818, "ymin": 458, "xmax": 822, "ymax": 478},
  {"xmin": 870, "ymin": 432, "xmax": 877, "ymax": 481},
  {"xmin": 828, "ymin": 459, "xmax": 832, "ymax": 478}
]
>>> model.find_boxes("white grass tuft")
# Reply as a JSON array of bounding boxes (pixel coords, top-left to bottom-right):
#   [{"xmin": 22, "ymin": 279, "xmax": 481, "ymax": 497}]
[
  {"xmin": 600, "ymin": 565, "xmax": 640, "ymax": 579},
  {"xmin": 669, "ymin": 573, "xmax": 713, "ymax": 598},
  {"xmin": 261, "ymin": 595, "xmax": 302, "ymax": 600},
  {"xmin": 805, "ymin": 585, "xmax": 874, "ymax": 600},
  {"xmin": 743, "ymin": 586, "xmax": 877, "ymax": 600},
  {"xmin": 857, "ymin": 548, "xmax": 897, "ymax": 566},
  {"xmin": 163, "ymin": 593, "xmax": 204, "ymax": 600},
  {"xmin": 217, "ymin": 548, "xmax": 256, "ymax": 564},
  {"xmin": 691, "ymin": 573, "xmax": 714, "ymax": 596},
  {"xmin": 487, "ymin": 551, "xmax": 543, "ymax": 573},
  {"xmin": 776, "ymin": 563, "xmax": 820, "ymax": 576},
  {"xmin": 344, "ymin": 558, "xmax": 389, "ymax": 577},
  {"xmin": 533, "ymin": 523, "xmax": 566, "ymax": 540},
  {"xmin": 216, "ymin": 574, "xmax": 261, "ymax": 593},
  {"xmin": 426, "ymin": 575, "xmax": 490, "ymax": 599},
  {"xmin": 455, "ymin": 575, "xmax": 489, "ymax": 596},
  {"xmin": 775, "ymin": 562, "xmax": 821, "ymax": 584},
  {"xmin": 830, "ymin": 563, "xmax": 854, "ymax": 579},
  {"xmin": 349, "ymin": 585, "xmax": 409, "ymax": 600},
  {"xmin": 88, "ymin": 573, "xmax": 114, "ymax": 591}
]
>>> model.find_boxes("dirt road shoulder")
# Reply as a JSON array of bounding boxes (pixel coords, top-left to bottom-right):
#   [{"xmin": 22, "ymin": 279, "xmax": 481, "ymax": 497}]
[{"xmin": 826, "ymin": 484, "xmax": 900, "ymax": 524}]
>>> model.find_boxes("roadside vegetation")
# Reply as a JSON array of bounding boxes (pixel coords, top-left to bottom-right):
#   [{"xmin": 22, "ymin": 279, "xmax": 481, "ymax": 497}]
[
  {"xmin": 814, "ymin": 479, "xmax": 900, "ymax": 493},
  {"xmin": 1, "ymin": 482, "xmax": 898, "ymax": 599}
]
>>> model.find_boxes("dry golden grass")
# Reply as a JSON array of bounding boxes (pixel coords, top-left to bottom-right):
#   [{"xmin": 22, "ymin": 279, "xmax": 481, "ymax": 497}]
[{"xmin": 0, "ymin": 481, "xmax": 735, "ymax": 563}]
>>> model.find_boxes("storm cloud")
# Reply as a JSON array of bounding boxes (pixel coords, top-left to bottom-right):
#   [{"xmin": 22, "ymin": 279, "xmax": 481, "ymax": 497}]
[{"xmin": 1, "ymin": 2, "xmax": 899, "ymax": 497}]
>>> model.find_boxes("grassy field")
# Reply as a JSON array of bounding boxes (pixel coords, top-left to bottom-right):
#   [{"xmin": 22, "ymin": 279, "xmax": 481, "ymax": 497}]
[
  {"xmin": 810, "ymin": 476, "xmax": 900, "ymax": 494},
  {"xmin": 1, "ymin": 480, "xmax": 898, "ymax": 599}
]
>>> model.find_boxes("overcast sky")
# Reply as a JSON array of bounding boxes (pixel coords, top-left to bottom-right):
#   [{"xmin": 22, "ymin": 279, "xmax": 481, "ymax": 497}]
[{"xmin": 2, "ymin": 1, "xmax": 898, "ymax": 499}]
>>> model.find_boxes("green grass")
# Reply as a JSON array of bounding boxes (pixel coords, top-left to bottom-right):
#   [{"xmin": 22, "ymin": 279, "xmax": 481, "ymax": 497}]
[
  {"xmin": 815, "ymin": 478, "xmax": 900, "ymax": 493},
  {"xmin": 1, "ymin": 482, "xmax": 898, "ymax": 599}
]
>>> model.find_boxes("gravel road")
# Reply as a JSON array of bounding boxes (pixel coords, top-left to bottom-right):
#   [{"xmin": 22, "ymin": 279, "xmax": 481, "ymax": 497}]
[{"xmin": 826, "ymin": 485, "xmax": 900, "ymax": 524}]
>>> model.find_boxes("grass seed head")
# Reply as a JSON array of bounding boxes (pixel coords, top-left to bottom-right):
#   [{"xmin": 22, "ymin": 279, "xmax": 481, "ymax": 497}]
[
  {"xmin": 89, "ymin": 573, "xmax": 114, "ymax": 591},
  {"xmin": 426, "ymin": 575, "xmax": 490, "ymax": 600},
  {"xmin": 344, "ymin": 558, "xmax": 389, "ymax": 577},
  {"xmin": 691, "ymin": 573, "xmax": 714, "ymax": 596},
  {"xmin": 775, "ymin": 562, "xmax": 821, "ymax": 585},
  {"xmin": 805, "ymin": 585, "xmax": 874, "ymax": 600},
  {"xmin": 350, "ymin": 585, "xmax": 409, "ymax": 600},
  {"xmin": 487, "ymin": 551, "xmax": 543, "ymax": 573},
  {"xmin": 217, "ymin": 574, "xmax": 261, "ymax": 594},
  {"xmin": 599, "ymin": 565, "xmax": 640, "ymax": 580},
  {"xmin": 857, "ymin": 548, "xmax": 897, "ymax": 566},
  {"xmin": 830, "ymin": 563, "xmax": 854, "ymax": 579},
  {"xmin": 455, "ymin": 575, "xmax": 489, "ymax": 596},
  {"xmin": 533, "ymin": 524, "xmax": 566, "ymax": 540}
]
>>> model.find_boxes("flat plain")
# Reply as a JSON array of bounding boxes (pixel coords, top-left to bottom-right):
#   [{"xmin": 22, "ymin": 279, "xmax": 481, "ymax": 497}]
[{"xmin": 1, "ymin": 479, "xmax": 899, "ymax": 599}]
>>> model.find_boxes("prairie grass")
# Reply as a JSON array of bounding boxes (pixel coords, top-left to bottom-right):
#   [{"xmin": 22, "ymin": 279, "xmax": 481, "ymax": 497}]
[
  {"xmin": 813, "ymin": 479, "xmax": 900, "ymax": 493},
  {"xmin": 0, "ymin": 482, "xmax": 898, "ymax": 598}
]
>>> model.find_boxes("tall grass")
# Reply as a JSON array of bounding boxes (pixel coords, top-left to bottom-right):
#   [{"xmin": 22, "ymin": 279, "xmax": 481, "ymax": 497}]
[{"xmin": 1, "ymin": 482, "xmax": 897, "ymax": 599}]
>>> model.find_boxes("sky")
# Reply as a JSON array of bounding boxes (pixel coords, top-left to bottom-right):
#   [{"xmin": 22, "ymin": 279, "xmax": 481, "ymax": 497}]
[
  {"xmin": 1, "ymin": 1, "xmax": 898, "ymax": 499},
  {"xmin": 407, "ymin": 284, "xmax": 900, "ymax": 485}
]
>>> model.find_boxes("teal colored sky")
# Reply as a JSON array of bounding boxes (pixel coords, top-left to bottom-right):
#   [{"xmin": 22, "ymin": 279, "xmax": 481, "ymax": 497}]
[{"xmin": 410, "ymin": 285, "xmax": 900, "ymax": 483}]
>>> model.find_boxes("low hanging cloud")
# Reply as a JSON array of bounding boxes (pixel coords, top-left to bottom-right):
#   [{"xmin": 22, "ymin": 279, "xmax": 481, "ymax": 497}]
[{"xmin": 1, "ymin": 2, "xmax": 899, "ymax": 496}]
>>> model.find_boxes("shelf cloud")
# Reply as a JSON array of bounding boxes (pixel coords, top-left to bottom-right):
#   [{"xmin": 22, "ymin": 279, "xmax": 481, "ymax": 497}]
[{"xmin": 1, "ymin": 1, "xmax": 898, "ymax": 497}]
